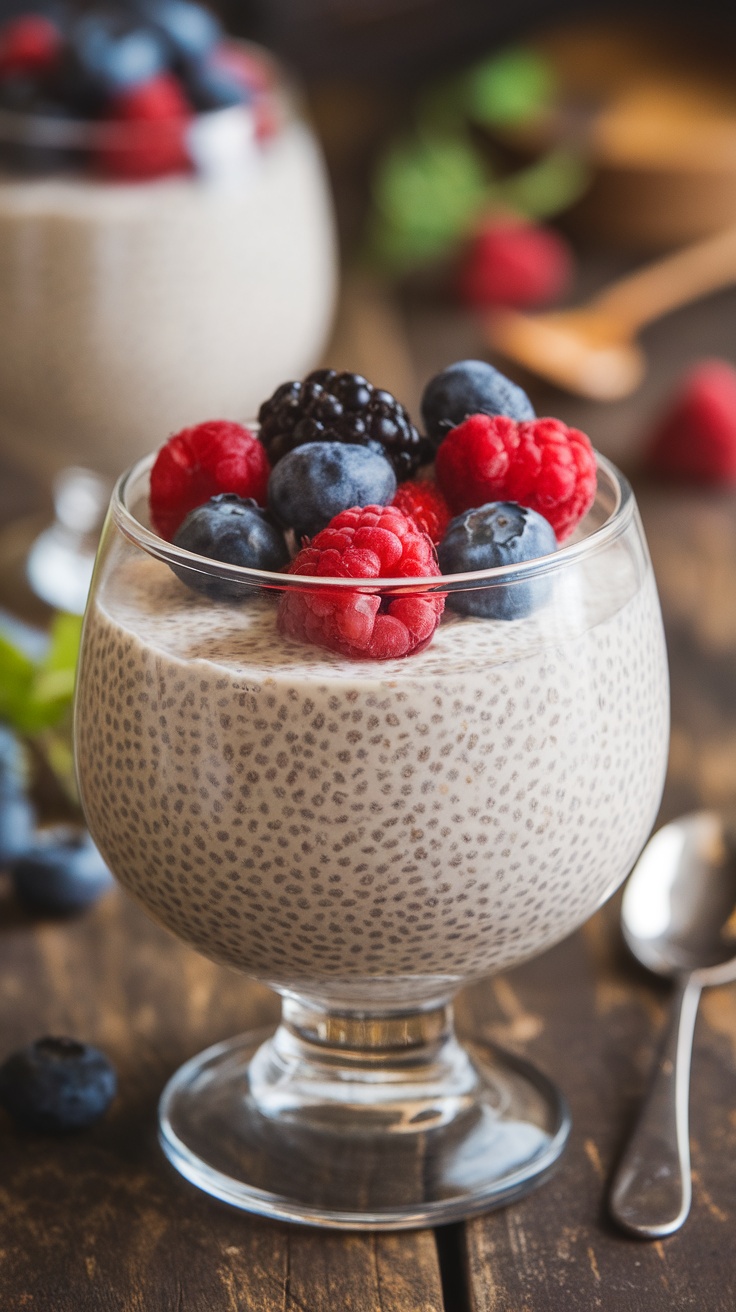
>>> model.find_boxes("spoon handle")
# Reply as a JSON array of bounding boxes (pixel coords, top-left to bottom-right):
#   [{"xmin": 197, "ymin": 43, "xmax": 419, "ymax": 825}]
[
  {"xmin": 591, "ymin": 224, "xmax": 736, "ymax": 332},
  {"xmin": 609, "ymin": 976, "xmax": 701, "ymax": 1238}
]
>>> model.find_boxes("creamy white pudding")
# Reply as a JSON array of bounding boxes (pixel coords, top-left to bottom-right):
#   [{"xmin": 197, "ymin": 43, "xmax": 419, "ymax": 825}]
[
  {"xmin": 75, "ymin": 544, "xmax": 669, "ymax": 1006},
  {"xmin": 0, "ymin": 112, "xmax": 336, "ymax": 481}
]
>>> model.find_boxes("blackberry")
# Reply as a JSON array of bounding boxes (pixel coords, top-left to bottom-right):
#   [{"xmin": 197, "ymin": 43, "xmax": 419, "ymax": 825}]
[{"xmin": 258, "ymin": 369, "xmax": 427, "ymax": 481}]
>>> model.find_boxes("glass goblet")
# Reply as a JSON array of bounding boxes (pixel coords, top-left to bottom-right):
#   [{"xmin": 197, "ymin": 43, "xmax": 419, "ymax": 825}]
[{"xmin": 74, "ymin": 452, "xmax": 669, "ymax": 1229}]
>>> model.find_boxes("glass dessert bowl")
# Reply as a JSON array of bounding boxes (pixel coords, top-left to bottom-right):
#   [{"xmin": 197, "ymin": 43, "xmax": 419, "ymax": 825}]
[
  {"xmin": 0, "ymin": 15, "xmax": 337, "ymax": 486},
  {"xmin": 74, "ymin": 446, "xmax": 669, "ymax": 1229}
]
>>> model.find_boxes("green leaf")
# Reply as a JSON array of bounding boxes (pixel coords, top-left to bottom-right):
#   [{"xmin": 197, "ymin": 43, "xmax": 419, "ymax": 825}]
[
  {"xmin": 371, "ymin": 133, "xmax": 493, "ymax": 269},
  {"xmin": 42, "ymin": 612, "xmax": 84, "ymax": 677},
  {"xmin": 496, "ymin": 148, "xmax": 590, "ymax": 220},
  {"xmin": 0, "ymin": 634, "xmax": 36, "ymax": 731},
  {"xmin": 463, "ymin": 48, "xmax": 555, "ymax": 127},
  {"xmin": 0, "ymin": 611, "xmax": 83, "ymax": 735}
]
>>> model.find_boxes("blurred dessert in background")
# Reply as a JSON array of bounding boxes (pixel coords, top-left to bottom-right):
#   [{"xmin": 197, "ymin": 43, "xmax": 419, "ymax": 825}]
[{"xmin": 0, "ymin": 0, "xmax": 338, "ymax": 484}]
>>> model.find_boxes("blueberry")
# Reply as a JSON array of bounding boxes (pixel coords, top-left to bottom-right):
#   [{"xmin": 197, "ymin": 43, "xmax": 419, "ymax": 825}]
[
  {"xmin": 63, "ymin": 8, "xmax": 168, "ymax": 101},
  {"xmin": 421, "ymin": 360, "xmax": 535, "ymax": 449},
  {"xmin": 268, "ymin": 442, "xmax": 397, "ymax": 542},
  {"xmin": 0, "ymin": 1036, "xmax": 117, "ymax": 1132},
  {"xmin": 0, "ymin": 792, "xmax": 35, "ymax": 868},
  {"xmin": 128, "ymin": 0, "xmax": 222, "ymax": 63},
  {"xmin": 437, "ymin": 502, "xmax": 556, "ymax": 620},
  {"xmin": 0, "ymin": 726, "xmax": 25, "ymax": 795},
  {"xmin": 172, "ymin": 494, "xmax": 289, "ymax": 600},
  {"xmin": 178, "ymin": 55, "xmax": 249, "ymax": 111},
  {"xmin": 11, "ymin": 826, "xmax": 114, "ymax": 914}
]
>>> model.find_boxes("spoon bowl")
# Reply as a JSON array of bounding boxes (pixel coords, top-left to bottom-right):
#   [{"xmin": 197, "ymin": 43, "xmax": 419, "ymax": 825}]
[
  {"xmin": 610, "ymin": 810, "xmax": 736, "ymax": 1238},
  {"xmin": 622, "ymin": 811, "xmax": 736, "ymax": 982}
]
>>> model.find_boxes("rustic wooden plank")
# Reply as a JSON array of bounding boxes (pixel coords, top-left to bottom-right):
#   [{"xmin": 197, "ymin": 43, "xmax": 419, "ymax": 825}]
[
  {"xmin": 459, "ymin": 914, "xmax": 736, "ymax": 1312},
  {"xmin": 0, "ymin": 888, "xmax": 446, "ymax": 1312}
]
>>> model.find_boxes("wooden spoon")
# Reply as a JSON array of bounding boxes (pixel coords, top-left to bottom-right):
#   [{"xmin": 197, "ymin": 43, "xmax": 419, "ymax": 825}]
[{"xmin": 486, "ymin": 223, "xmax": 736, "ymax": 400}]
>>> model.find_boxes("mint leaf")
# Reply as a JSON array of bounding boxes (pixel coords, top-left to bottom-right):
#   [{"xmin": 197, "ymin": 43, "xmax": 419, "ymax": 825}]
[
  {"xmin": 463, "ymin": 49, "xmax": 555, "ymax": 127},
  {"xmin": 0, "ymin": 634, "xmax": 36, "ymax": 731},
  {"xmin": 371, "ymin": 133, "xmax": 493, "ymax": 269},
  {"xmin": 497, "ymin": 148, "xmax": 590, "ymax": 220},
  {"xmin": 0, "ymin": 612, "xmax": 83, "ymax": 735}
]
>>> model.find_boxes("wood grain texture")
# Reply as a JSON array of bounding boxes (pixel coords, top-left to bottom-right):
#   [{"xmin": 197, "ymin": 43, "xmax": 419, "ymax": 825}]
[{"xmin": 0, "ymin": 890, "xmax": 445, "ymax": 1312}]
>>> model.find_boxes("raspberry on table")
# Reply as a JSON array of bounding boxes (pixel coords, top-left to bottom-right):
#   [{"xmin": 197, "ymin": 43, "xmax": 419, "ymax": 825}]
[
  {"xmin": 278, "ymin": 505, "xmax": 444, "ymax": 660},
  {"xmin": 645, "ymin": 359, "xmax": 736, "ymax": 485},
  {"xmin": 456, "ymin": 219, "xmax": 573, "ymax": 310},
  {"xmin": 150, "ymin": 419, "xmax": 270, "ymax": 540},
  {"xmin": 436, "ymin": 414, "xmax": 596, "ymax": 541},
  {"xmin": 258, "ymin": 369, "xmax": 427, "ymax": 481},
  {"xmin": 392, "ymin": 479, "xmax": 451, "ymax": 545}
]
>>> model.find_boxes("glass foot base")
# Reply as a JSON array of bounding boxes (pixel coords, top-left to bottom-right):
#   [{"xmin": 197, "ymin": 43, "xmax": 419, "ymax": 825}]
[{"xmin": 159, "ymin": 1011, "xmax": 571, "ymax": 1230}]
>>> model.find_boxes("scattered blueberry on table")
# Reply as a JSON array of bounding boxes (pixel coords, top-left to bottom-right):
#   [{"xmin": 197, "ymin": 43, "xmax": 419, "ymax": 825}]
[
  {"xmin": 10, "ymin": 825, "xmax": 114, "ymax": 914},
  {"xmin": 0, "ymin": 1036, "xmax": 117, "ymax": 1132}
]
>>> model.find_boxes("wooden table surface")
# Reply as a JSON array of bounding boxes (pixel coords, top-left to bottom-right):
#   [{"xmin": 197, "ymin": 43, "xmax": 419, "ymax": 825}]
[{"xmin": 2, "ymin": 270, "xmax": 736, "ymax": 1311}]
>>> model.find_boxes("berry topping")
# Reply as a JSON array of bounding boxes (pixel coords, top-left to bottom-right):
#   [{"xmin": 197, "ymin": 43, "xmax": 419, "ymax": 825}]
[
  {"xmin": 0, "ymin": 1036, "xmax": 117, "ymax": 1133},
  {"xmin": 437, "ymin": 502, "xmax": 556, "ymax": 620},
  {"xmin": 0, "ymin": 15, "xmax": 62, "ymax": 78},
  {"xmin": 268, "ymin": 441, "xmax": 396, "ymax": 543},
  {"xmin": 173, "ymin": 493, "xmax": 289, "ymax": 599},
  {"xmin": 436, "ymin": 414, "xmax": 596, "ymax": 541},
  {"xmin": 11, "ymin": 825, "xmax": 114, "ymax": 914},
  {"xmin": 258, "ymin": 369, "xmax": 426, "ymax": 481},
  {"xmin": 421, "ymin": 359, "xmax": 535, "ymax": 449},
  {"xmin": 150, "ymin": 419, "xmax": 270, "ymax": 541},
  {"xmin": 129, "ymin": 0, "xmax": 222, "ymax": 64},
  {"xmin": 63, "ymin": 9, "xmax": 168, "ymax": 100},
  {"xmin": 178, "ymin": 48, "xmax": 250, "ymax": 111},
  {"xmin": 96, "ymin": 72, "xmax": 191, "ymax": 179},
  {"xmin": 645, "ymin": 359, "xmax": 736, "ymax": 485},
  {"xmin": 457, "ymin": 219, "xmax": 573, "ymax": 310},
  {"xmin": 392, "ymin": 479, "xmax": 451, "ymax": 545},
  {"xmin": 278, "ymin": 505, "xmax": 444, "ymax": 660}
]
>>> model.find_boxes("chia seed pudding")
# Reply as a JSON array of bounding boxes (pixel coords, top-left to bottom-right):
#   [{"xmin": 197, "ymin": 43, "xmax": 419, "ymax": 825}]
[{"xmin": 75, "ymin": 543, "xmax": 669, "ymax": 1007}]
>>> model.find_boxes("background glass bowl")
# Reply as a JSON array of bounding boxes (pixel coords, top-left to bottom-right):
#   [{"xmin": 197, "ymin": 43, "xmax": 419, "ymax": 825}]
[
  {"xmin": 0, "ymin": 49, "xmax": 337, "ymax": 486},
  {"xmin": 73, "ymin": 452, "xmax": 670, "ymax": 1228}
]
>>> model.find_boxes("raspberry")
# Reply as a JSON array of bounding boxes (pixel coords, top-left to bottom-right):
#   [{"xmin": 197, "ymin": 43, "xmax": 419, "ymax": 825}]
[
  {"xmin": 436, "ymin": 414, "xmax": 596, "ymax": 541},
  {"xmin": 96, "ymin": 75, "xmax": 191, "ymax": 181},
  {"xmin": 646, "ymin": 360, "xmax": 736, "ymax": 485},
  {"xmin": 457, "ymin": 219, "xmax": 573, "ymax": 310},
  {"xmin": 392, "ymin": 480, "xmax": 451, "ymax": 545},
  {"xmin": 0, "ymin": 16, "xmax": 62, "ymax": 78},
  {"xmin": 150, "ymin": 420, "xmax": 270, "ymax": 540},
  {"xmin": 278, "ymin": 505, "xmax": 444, "ymax": 660}
]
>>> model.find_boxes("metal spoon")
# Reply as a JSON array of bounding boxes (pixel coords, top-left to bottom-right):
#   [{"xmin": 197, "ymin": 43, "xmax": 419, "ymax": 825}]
[{"xmin": 609, "ymin": 811, "xmax": 736, "ymax": 1238}]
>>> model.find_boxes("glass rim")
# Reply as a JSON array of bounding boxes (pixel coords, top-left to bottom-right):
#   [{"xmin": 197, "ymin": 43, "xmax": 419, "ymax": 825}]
[
  {"xmin": 111, "ymin": 448, "xmax": 635, "ymax": 595},
  {"xmin": 0, "ymin": 100, "xmax": 253, "ymax": 149}
]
